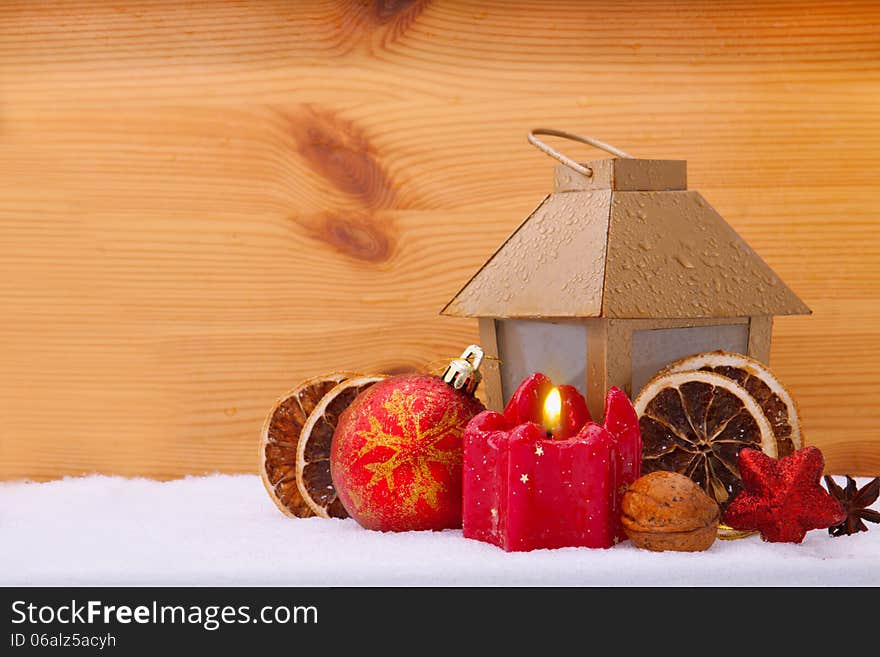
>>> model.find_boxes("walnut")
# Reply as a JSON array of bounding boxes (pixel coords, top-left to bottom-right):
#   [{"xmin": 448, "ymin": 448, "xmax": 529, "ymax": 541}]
[{"xmin": 622, "ymin": 471, "xmax": 720, "ymax": 552}]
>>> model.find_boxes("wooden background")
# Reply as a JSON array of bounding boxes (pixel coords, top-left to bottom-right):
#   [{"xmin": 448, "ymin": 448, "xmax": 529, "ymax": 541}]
[{"xmin": 1, "ymin": 0, "xmax": 878, "ymax": 480}]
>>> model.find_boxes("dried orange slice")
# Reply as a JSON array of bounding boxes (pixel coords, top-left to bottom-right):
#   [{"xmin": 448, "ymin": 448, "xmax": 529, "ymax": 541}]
[
  {"xmin": 297, "ymin": 375, "xmax": 386, "ymax": 518},
  {"xmin": 662, "ymin": 351, "xmax": 802, "ymax": 457},
  {"xmin": 260, "ymin": 372, "xmax": 358, "ymax": 518},
  {"xmin": 634, "ymin": 370, "xmax": 777, "ymax": 507}
]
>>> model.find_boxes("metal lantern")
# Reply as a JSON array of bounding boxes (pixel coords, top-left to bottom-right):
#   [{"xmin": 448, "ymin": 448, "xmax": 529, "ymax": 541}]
[{"xmin": 442, "ymin": 130, "xmax": 809, "ymax": 418}]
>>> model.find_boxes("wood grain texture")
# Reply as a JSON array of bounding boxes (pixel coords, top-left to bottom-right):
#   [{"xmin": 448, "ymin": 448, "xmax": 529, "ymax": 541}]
[{"xmin": 1, "ymin": 0, "xmax": 878, "ymax": 479}]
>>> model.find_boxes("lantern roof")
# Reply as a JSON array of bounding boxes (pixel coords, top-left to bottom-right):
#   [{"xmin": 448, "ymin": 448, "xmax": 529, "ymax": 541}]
[{"xmin": 441, "ymin": 159, "xmax": 810, "ymax": 320}]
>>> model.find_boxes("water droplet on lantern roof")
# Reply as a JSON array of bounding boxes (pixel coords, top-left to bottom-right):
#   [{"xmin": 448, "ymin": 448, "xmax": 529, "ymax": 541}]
[{"xmin": 674, "ymin": 254, "xmax": 696, "ymax": 269}]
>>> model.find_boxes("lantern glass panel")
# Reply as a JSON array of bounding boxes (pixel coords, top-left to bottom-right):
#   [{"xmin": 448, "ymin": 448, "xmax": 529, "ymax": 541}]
[
  {"xmin": 631, "ymin": 323, "xmax": 749, "ymax": 396},
  {"xmin": 495, "ymin": 319, "xmax": 587, "ymax": 404}
]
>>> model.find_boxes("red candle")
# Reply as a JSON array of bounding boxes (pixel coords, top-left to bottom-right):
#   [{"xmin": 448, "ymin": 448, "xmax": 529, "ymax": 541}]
[
  {"xmin": 602, "ymin": 386, "xmax": 642, "ymax": 542},
  {"xmin": 463, "ymin": 374, "xmax": 641, "ymax": 551}
]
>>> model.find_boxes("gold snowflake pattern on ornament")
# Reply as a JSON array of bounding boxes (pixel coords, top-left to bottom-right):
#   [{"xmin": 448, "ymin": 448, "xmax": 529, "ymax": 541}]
[{"xmin": 355, "ymin": 386, "xmax": 466, "ymax": 513}]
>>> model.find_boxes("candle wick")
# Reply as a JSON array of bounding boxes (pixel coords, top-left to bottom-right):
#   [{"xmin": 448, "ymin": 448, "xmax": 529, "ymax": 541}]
[{"xmin": 546, "ymin": 430, "xmax": 553, "ymax": 439}]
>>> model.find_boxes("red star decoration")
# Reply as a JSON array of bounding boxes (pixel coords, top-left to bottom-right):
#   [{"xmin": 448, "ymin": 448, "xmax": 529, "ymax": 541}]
[{"xmin": 723, "ymin": 447, "xmax": 846, "ymax": 543}]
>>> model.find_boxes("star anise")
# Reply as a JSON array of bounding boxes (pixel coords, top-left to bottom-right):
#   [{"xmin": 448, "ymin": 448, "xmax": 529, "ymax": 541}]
[{"xmin": 823, "ymin": 475, "xmax": 880, "ymax": 537}]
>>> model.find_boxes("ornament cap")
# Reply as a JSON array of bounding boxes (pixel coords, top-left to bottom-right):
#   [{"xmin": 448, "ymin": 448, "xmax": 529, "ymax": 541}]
[{"xmin": 442, "ymin": 345, "xmax": 484, "ymax": 396}]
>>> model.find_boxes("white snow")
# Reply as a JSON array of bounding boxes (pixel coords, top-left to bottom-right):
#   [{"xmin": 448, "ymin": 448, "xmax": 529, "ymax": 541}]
[{"xmin": 1, "ymin": 474, "xmax": 877, "ymax": 586}]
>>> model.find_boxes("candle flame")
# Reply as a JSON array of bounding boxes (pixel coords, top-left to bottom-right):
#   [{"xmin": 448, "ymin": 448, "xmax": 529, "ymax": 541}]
[{"xmin": 543, "ymin": 387, "xmax": 562, "ymax": 434}]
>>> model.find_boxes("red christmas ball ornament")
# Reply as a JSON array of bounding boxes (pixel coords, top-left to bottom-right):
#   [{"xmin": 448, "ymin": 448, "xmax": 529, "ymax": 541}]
[{"xmin": 331, "ymin": 347, "xmax": 485, "ymax": 531}]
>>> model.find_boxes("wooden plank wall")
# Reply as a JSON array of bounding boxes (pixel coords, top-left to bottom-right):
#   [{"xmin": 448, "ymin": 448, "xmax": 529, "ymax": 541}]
[{"xmin": 1, "ymin": 0, "xmax": 878, "ymax": 480}]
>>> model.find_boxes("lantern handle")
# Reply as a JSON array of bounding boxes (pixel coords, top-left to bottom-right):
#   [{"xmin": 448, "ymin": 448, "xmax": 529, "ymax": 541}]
[{"xmin": 527, "ymin": 129, "xmax": 633, "ymax": 177}]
